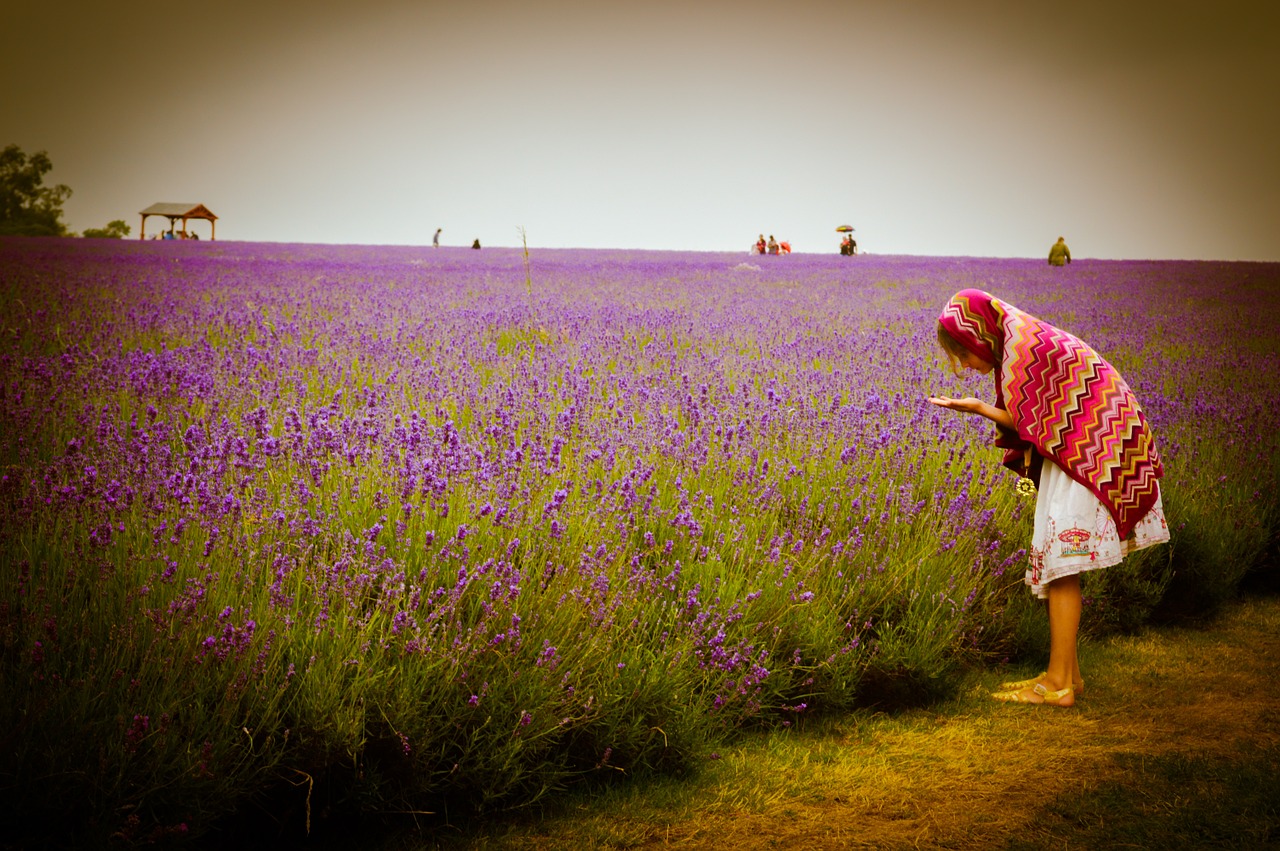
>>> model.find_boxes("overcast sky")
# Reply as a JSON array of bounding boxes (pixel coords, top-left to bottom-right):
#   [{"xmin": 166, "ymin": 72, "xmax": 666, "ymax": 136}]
[{"xmin": 4, "ymin": 1, "xmax": 1277, "ymax": 259}]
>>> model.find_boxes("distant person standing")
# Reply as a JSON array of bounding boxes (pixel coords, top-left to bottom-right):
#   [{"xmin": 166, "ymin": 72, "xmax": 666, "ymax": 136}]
[
  {"xmin": 472, "ymin": 239, "xmax": 481, "ymax": 250},
  {"xmin": 433, "ymin": 227, "xmax": 442, "ymax": 248},
  {"xmin": 1048, "ymin": 236, "xmax": 1071, "ymax": 266}
]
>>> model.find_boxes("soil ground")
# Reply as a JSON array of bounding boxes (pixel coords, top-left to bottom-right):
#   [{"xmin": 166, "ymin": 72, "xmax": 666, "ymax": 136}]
[{"xmin": 447, "ymin": 594, "xmax": 1280, "ymax": 850}]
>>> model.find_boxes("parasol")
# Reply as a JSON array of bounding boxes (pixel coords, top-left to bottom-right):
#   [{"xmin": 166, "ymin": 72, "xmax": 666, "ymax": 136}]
[{"xmin": 835, "ymin": 225, "xmax": 854, "ymax": 233}]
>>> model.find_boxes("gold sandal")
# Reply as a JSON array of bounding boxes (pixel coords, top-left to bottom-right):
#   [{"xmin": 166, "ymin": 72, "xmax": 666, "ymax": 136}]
[
  {"xmin": 992, "ymin": 682, "xmax": 1074, "ymax": 707},
  {"xmin": 999, "ymin": 671, "xmax": 1085, "ymax": 697}
]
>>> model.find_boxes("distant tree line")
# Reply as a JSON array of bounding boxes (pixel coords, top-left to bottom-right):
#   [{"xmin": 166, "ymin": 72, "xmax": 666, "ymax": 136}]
[
  {"xmin": 1, "ymin": 144, "xmax": 129, "ymax": 238},
  {"xmin": 82, "ymin": 220, "xmax": 131, "ymax": 239}
]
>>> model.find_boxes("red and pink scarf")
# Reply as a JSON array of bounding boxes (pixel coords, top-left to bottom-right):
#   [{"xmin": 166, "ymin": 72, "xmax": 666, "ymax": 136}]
[{"xmin": 938, "ymin": 289, "xmax": 1163, "ymax": 539}]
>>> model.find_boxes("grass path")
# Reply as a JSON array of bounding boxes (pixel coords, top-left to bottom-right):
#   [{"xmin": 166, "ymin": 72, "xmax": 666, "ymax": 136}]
[{"xmin": 442, "ymin": 594, "xmax": 1280, "ymax": 850}]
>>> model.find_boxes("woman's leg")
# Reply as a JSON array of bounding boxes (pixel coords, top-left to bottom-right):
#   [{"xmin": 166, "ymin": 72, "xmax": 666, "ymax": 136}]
[
  {"xmin": 1029, "ymin": 573, "xmax": 1080, "ymax": 706},
  {"xmin": 1042, "ymin": 573, "xmax": 1082, "ymax": 700},
  {"xmin": 996, "ymin": 573, "xmax": 1081, "ymax": 705}
]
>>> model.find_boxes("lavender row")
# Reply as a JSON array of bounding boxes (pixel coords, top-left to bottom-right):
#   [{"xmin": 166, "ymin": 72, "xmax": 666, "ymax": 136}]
[{"xmin": 1, "ymin": 238, "xmax": 1277, "ymax": 842}]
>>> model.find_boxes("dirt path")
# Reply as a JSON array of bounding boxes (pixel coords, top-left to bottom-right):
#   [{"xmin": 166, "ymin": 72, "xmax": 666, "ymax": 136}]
[
  {"xmin": 480, "ymin": 595, "xmax": 1280, "ymax": 849},
  {"xmin": 662, "ymin": 597, "xmax": 1280, "ymax": 850}
]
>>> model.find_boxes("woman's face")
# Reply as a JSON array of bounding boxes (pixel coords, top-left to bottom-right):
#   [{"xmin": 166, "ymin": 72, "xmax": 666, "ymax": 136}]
[{"xmin": 957, "ymin": 348, "xmax": 995, "ymax": 374}]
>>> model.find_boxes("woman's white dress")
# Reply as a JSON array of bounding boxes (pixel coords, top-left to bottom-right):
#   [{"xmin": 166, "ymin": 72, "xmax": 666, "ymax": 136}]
[{"xmin": 1025, "ymin": 458, "xmax": 1170, "ymax": 598}]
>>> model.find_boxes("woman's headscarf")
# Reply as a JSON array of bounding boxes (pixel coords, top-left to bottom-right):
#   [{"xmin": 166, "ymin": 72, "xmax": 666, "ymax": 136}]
[{"xmin": 938, "ymin": 289, "xmax": 1163, "ymax": 539}]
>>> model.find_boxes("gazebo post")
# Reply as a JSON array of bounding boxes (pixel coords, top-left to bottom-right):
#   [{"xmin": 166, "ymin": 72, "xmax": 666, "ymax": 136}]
[{"xmin": 140, "ymin": 214, "xmax": 146, "ymax": 240}]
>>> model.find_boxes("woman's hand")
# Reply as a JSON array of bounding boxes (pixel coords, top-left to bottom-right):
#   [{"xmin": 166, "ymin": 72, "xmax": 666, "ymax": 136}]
[
  {"xmin": 927, "ymin": 396, "xmax": 1015, "ymax": 429},
  {"xmin": 928, "ymin": 395, "xmax": 984, "ymax": 414}
]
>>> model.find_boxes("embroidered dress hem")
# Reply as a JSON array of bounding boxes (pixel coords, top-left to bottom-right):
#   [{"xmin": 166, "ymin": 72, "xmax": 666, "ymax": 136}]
[{"xmin": 1025, "ymin": 459, "xmax": 1169, "ymax": 599}]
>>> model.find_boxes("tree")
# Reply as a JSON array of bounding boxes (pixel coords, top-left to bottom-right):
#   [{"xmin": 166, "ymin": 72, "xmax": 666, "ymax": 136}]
[
  {"xmin": 82, "ymin": 219, "xmax": 131, "ymax": 239},
  {"xmin": 0, "ymin": 144, "xmax": 72, "ymax": 237}
]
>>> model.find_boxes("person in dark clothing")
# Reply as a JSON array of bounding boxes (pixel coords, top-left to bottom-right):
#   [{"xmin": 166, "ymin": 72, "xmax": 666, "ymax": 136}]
[{"xmin": 1048, "ymin": 237, "xmax": 1071, "ymax": 266}]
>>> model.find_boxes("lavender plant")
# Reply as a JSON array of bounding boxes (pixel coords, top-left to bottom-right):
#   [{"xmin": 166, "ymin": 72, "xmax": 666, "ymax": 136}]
[{"xmin": 1, "ymin": 239, "xmax": 1276, "ymax": 844}]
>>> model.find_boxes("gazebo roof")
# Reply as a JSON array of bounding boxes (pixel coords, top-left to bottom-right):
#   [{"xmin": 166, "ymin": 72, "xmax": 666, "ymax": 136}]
[{"xmin": 139, "ymin": 203, "xmax": 217, "ymax": 220}]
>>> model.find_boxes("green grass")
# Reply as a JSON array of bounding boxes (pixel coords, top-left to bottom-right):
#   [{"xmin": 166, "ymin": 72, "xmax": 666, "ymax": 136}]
[
  {"xmin": 1019, "ymin": 745, "xmax": 1280, "ymax": 850},
  {"xmin": 367, "ymin": 593, "xmax": 1280, "ymax": 851}
]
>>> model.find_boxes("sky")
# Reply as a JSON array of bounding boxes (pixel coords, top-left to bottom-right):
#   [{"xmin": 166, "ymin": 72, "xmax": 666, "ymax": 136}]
[{"xmin": 4, "ymin": 0, "xmax": 1278, "ymax": 260}]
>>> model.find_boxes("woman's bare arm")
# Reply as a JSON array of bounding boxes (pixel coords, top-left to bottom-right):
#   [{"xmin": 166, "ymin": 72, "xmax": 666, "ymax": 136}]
[{"xmin": 927, "ymin": 396, "xmax": 1015, "ymax": 430}]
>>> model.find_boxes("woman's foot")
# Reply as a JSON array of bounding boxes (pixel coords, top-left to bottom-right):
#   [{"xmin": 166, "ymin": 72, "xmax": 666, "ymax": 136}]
[
  {"xmin": 999, "ymin": 671, "xmax": 1085, "ymax": 697},
  {"xmin": 991, "ymin": 682, "xmax": 1075, "ymax": 707}
]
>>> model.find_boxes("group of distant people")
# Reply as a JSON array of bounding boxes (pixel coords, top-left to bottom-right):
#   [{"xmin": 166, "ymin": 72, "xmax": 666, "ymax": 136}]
[
  {"xmin": 433, "ymin": 227, "xmax": 482, "ymax": 249},
  {"xmin": 152, "ymin": 230, "xmax": 198, "ymax": 240},
  {"xmin": 754, "ymin": 234, "xmax": 791, "ymax": 255},
  {"xmin": 430, "ymin": 226, "xmax": 1073, "ymax": 262}
]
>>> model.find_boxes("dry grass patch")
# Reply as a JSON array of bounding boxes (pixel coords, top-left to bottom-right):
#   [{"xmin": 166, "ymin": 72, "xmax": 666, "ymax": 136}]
[{"xmin": 417, "ymin": 595, "xmax": 1280, "ymax": 850}]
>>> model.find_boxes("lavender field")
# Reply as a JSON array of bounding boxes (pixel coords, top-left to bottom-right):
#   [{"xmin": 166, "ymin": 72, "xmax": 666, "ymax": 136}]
[{"xmin": 2, "ymin": 238, "xmax": 1278, "ymax": 844}]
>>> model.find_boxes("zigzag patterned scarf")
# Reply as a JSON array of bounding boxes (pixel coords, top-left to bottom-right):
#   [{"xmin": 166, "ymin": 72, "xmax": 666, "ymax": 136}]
[{"xmin": 938, "ymin": 289, "xmax": 1163, "ymax": 539}]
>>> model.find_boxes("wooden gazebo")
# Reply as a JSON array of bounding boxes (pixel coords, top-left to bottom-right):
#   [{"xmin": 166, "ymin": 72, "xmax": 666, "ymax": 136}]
[{"xmin": 139, "ymin": 203, "xmax": 218, "ymax": 240}]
